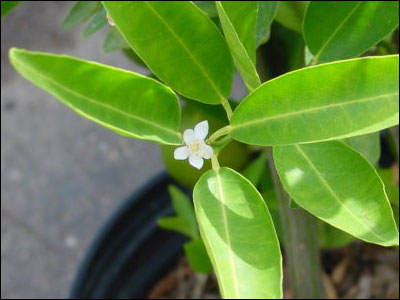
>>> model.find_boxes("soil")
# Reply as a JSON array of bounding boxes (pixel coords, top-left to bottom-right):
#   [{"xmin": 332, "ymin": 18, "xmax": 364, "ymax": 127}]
[{"xmin": 147, "ymin": 243, "xmax": 399, "ymax": 299}]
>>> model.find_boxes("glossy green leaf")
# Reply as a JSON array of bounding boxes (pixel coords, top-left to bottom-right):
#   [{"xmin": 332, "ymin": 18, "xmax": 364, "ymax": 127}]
[
  {"xmin": 168, "ymin": 185, "xmax": 198, "ymax": 239},
  {"xmin": 216, "ymin": 1, "xmax": 261, "ymax": 91},
  {"xmin": 158, "ymin": 217, "xmax": 194, "ymax": 238},
  {"xmin": 242, "ymin": 152, "xmax": 267, "ymax": 186},
  {"xmin": 274, "ymin": 1, "xmax": 309, "ymax": 33},
  {"xmin": 317, "ymin": 221, "xmax": 356, "ymax": 249},
  {"xmin": 274, "ymin": 141, "xmax": 399, "ymax": 246},
  {"xmin": 344, "ymin": 132, "xmax": 381, "ymax": 166},
  {"xmin": 377, "ymin": 168, "xmax": 399, "ymax": 228},
  {"xmin": 194, "ymin": 1, "xmax": 217, "ymax": 18},
  {"xmin": 377, "ymin": 168, "xmax": 399, "ymax": 206},
  {"xmin": 103, "ymin": 1, "xmax": 234, "ymax": 104},
  {"xmin": 103, "ymin": 27, "xmax": 128, "ymax": 53},
  {"xmin": 304, "ymin": 1, "xmax": 400, "ymax": 63},
  {"xmin": 1, "ymin": 1, "xmax": 22, "ymax": 20},
  {"xmin": 194, "ymin": 167, "xmax": 282, "ymax": 299},
  {"xmin": 255, "ymin": 1, "xmax": 278, "ymax": 47},
  {"xmin": 231, "ymin": 56, "xmax": 399, "ymax": 146},
  {"xmin": 184, "ymin": 238, "xmax": 213, "ymax": 274},
  {"xmin": 82, "ymin": 7, "xmax": 107, "ymax": 38},
  {"xmin": 9, "ymin": 48, "xmax": 182, "ymax": 145},
  {"xmin": 63, "ymin": 1, "xmax": 101, "ymax": 28}
]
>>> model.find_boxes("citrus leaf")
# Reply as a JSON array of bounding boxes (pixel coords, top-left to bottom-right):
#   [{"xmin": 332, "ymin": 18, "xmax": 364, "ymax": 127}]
[
  {"xmin": 9, "ymin": 48, "xmax": 182, "ymax": 145},
  {"xmin": 344, "ymin": 132, "xmax": 381, "ymax": 166},
  {"xmin": 274, "ymin": 141, "xmax": 399, "ymax": 247},
  {"xmin": 231, "ymin": 56, "xmax": 399, "ymax": 146},
  {"xmin": 1, "ymin": 1, "xmax": 22, "ymax": 20},
  {"xmin": 216, "ymin": 1, "xmax": 261, "ymax": 91},
  {"xmin": 103, "ymin": 27, "xmax": 128, "ymax": 53},
  {"xmin": 63, "ymin": 1, "xmax": 101, "ymax": 28},
  {"xmin": 103, "ymin": 1, "xmax": 234, "ymax": 104},
  {"xmin": 184, "ymin": 239, "xmax": 213, "ymax": 274},
  {"xmin": 274, "ymin": 1, "xmax": 309, "ymax": 33},
  {"xmin": 194, "ymin": 167, "xmax": 282, "ymax": 299},
  {"xmin": 304, "ymin": 1, "xmax": 399, "ymax": 63},
  {"xmin": 82, "ymin": 7, "xmax": 107, "ymax": 38},
  {"xmin": 168, "ymin": 185, "xmax": 198, "ymax": 239},
  {"xmin": 158, "ymin": 217, "xmax": 194, "ymax": 238},
  {"xmin": 255, "ymin": 1, "xmax": 278, "ymax": 47}
]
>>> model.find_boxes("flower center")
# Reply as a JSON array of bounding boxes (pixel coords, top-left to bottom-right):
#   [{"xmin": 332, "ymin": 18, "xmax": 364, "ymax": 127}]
[{"xmin": 189, "ymin": 140, "xmax": 202, "ymax": 155}]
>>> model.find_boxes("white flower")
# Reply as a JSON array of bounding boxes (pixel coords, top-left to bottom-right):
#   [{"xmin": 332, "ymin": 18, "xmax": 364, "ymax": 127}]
[{"xmin": 174, "ymin": 120, "xmax": 213, "ymax": 170}]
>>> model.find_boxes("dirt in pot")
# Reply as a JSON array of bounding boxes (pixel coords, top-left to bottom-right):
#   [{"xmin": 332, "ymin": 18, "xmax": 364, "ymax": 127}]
[{"xmin": 147, "ymin": 242, "xmax": 399, "ymax": 299}]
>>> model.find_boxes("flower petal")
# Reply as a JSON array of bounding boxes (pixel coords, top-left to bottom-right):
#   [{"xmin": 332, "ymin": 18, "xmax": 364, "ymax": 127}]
[
  {"xmin": 194, "ymin": 120, "xmax": 209, "ymax": 140},
  {"xmin": 202, "ymin": 145, "xmax": 213, "ymax": 159},
  {"xmin": 189, "ymin": 155, "xmax": 204, "ymax": 169},
  {"xmin": 174, "ymin": 146, "xmax": 189, "ymax": 160},
  {"xmin": 183, "ymin": 129, "xmax": 195, "ymax": 144}
]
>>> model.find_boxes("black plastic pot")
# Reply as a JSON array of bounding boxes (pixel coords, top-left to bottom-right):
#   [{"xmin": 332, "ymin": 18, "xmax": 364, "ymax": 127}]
[{"xmin": 70, "ymin": 172, "xmax": 188, "ymax": 299}]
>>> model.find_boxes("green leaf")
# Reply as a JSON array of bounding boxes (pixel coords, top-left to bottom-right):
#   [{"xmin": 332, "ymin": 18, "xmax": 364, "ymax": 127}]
[
  {"xmin": 377, "ymin": 168, "xmax": 399, "ymax": 206},
  {"xmin": 168, "ymin": 185, "xmax": 199, "ymax": 239},
  {"xmin": 194, "ymin": 1, "xmax": 217, "ymax": 18},
  {"xmin": 184, "ymin": 239, "xmax": 213, "ymax": 274},
  {"xmin": 158, "ymin": 217, "xmax": 194, "ymax": 238},
  {"xmin": 274, "ymin": 1, "xmax": 309, "ymax": 33},
  {"xmin": 255, "ymin": 1, "xmax": 278, "ymax": 47},
  {"xmin": 103, "ymin": 1, "xmax": 233, "ymax": 105},
  {"xmin": 194, "ymin": 167, "xmax": 282, "ymax": 299},
  {"xmin": 63, "ymin": 1, "xmax": 101, "ymax": 28},
  {"xmin": 9, "ymin": 48, "xmax": 182, "ymax": 145},
  {"xmin": 289, "ymin": 199, "xmax": 300, "ymax": 209},
  {"xmin": 82, "ymin": 7, "xmax": 107, "ymax": 38},
  {"xmin": 216, "ymin": 1, "xmax": 261, "ymax": 91},
  {"xmin": 274, "ymin": 141, "xmax": 399, "ymax": 247},
  {"xmin": 1, "ymin": 1, "xmax": 22, "ymax": 20},
  {"xmin": 242, "ymin": 152, "xmax": 267, "ymax": 186},
  {"xmin": 304, "ymin": 1, "xmax": 400, "ymax": 63},
  {"xmin": 103, "ymin": 27, "xmax": 128, "ymax": 53},
  {"xmin": 344, "ymin": 132, "xmax": 381, "ymax": 166},
  {"xmin": 231, "ymin": 56, "xmax": 399, "ymax": 146},
  {"xmin": 317, "ymin": 221, "xmax": 356, "ymax": 249}
]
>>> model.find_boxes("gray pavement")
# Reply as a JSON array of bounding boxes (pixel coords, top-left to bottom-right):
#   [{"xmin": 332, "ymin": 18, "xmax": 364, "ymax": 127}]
[{"xmin": 1, "ymin": 2, "xmax": 163, "ymax": 298}]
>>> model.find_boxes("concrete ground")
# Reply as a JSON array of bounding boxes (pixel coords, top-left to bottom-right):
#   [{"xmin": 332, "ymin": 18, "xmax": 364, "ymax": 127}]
[{"xmin": 1, "ymin": 2, "xmax": 164, "ymax": 298}]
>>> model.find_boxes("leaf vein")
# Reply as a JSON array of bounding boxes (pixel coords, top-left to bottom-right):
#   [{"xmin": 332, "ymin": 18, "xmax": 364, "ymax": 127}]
[
  {"xmin": 294, "ymin": 144, "xmax": 387, "ymax": 243},
  {"xmin": 144, "ymin": 1, "xmax": 226, "ymax": 101},
  {"xmin": 233, "ymin": 92, "xmax": 398, "ymax": 130},
  {"xmin": 13, "ymin": 59, "xmax": 181, "ymax": 139},
  {"xmin": 216, "ymin": 170, "xmax": 240, "ymax": 298},
  {"xmin": 313, "ymin": 1, "xmax": 362, "ymax": 61}
]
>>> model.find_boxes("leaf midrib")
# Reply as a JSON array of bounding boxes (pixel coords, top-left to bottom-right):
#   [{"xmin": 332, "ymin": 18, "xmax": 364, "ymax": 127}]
[
  {"xmin": 13, "ymin": 58, "xmax": 181, "ymax": 139},
  {"xmin": 216, "ymin": 1, "xmax": 260, "ymax": 91},
  {"xmin": 144, "ymin": 1, "xmax": 226, "ymax": 101},
  {"xmin": 232, "ymin": 91, "xmax": 398, "ymax": 130},
  {"xmin": 215, "ymin": 170, "xmax": 240, "ymax": 298},
  {"xmin": 312, "ymin": 1, "xmax": 362, "ymax": 61},
  {"xmin": 294, "ymin": 144, "xmax": 388, "ymax": 243}
]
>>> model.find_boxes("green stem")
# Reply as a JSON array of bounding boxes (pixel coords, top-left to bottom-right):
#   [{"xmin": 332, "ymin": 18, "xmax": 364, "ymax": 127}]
[
  {"xmin": 221, "ymin": 98, "xmax": 233, "ymax": 120},
  {"xmin": 211, "ymin": 154, "xmax": 220, "ymax": 170},
  {"xmin": 208, "ymin": 125, "xmax": 231, "ymax": 144},
  {"xmin": 266, "ymin": 148, "xmax": 326, "ymax": 299}
]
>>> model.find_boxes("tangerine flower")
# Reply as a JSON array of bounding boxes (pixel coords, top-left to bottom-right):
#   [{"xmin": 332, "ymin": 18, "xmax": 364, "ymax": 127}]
[{"xmin": 174, "ymin": 120, "xmax": 213, "ymax": 170}]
